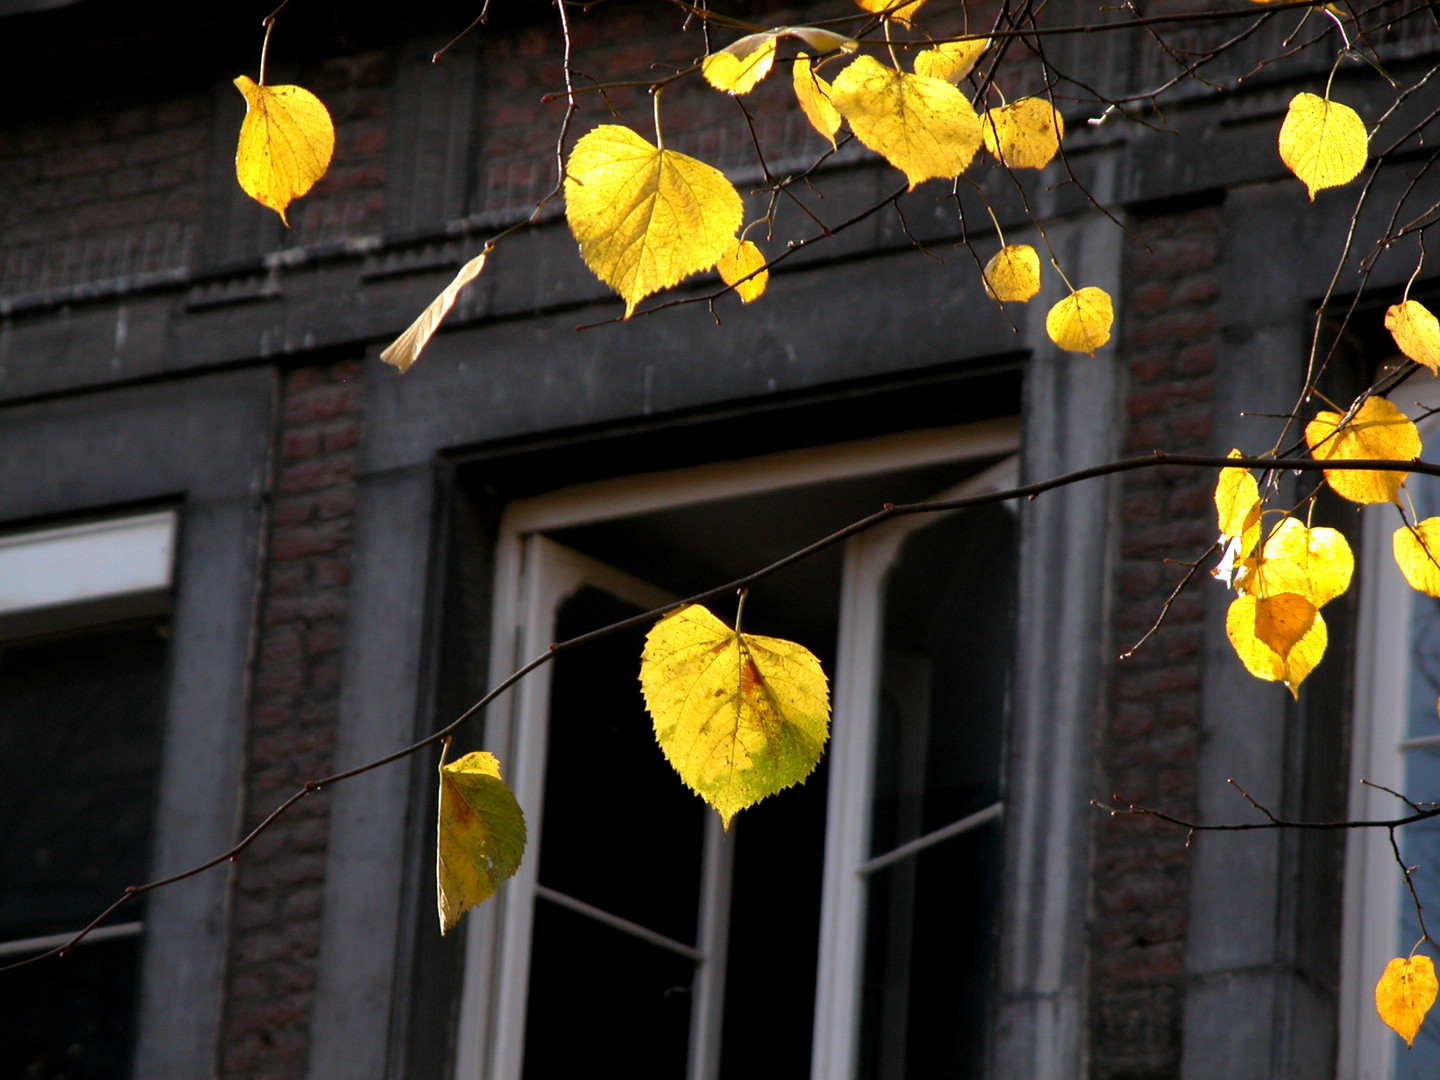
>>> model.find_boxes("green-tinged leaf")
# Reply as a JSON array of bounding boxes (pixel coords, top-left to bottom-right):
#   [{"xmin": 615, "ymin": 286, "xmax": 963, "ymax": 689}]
[{"xmin": 437, "ymin": 748, "xmax": 526, "ymax": 934}]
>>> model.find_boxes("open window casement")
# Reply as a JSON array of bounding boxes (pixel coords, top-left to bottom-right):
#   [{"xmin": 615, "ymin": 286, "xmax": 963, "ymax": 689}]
[{"xmin": 453, "ymin": 422, "xmax": 1019, "ymax": 1080}]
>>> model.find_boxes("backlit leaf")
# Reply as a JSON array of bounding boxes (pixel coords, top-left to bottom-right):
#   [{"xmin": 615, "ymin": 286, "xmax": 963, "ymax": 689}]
[
  {"xmin": 793, "ymin": 53, "xmax": 842, "ymax": 150},
  {"xmin": 853, "ymin": 0, "xmax": 929, "ymax": 28},
  {"xmin": 380, "ymin": 250, "xmax": 488, "ymax": 373},
  {"xmin": 702, "ymin": 34, "xmax": 778, "ymax": 94},
  {"xmin": 981, "ymin": 97, "xmax": 1064, "ymax": 169},
  {"xmin": 1238, "ymin": 517, "xmax": 1353, "ymax": 609},
  {"xmin": 913, "ymin": 38, "xmax": 989, "ymax": 83},
  {"xmin": 717, "ymin": 239, "xmax": 768, "ymax": 302},
  {"xmin": 1304, "ymin": 397, "xmax": 1421, "ymax": 504},
  {"xmin": 1215, "ymin": 450, "xmax": 1262, "ymax": 560},
  {"xmin": 640, "ymin": 604, "xmax": 830, "ymax": 829},
  {"xmin": 1394, "ymin": 519, "xmax": 1440, "ymax": 597},
  {"xmin": 1278, "ymin": 92, "xmax": 1368, "ymax": 200},
  {"xmin": 1226, "ymin": 593, "xmax": 1326, "ymax": 698},
  {"xmin": 1386, "ymin": 300, "xmax": 1440, "ymax": 374},
  {"xmin": 565, "ymin": 125, "xmax": 744, "ymax": 317},
  {"xmin": 829, "ymin": 55, "xmax": 982, "ymax": 189},
  {"xmin": 1376, "ymin": 955, "xmax": 1439, "ymax": 1048},
  {"xmin": 233, "ymin": 75, "xmax": 335, "ymax": 226},
  {"xmin": 982, "ymin": 243, "xmax": 1040, "ymax": 302},
  {"xmin": 437, "ymin": 748, "xmax": 526, "ymax": 934},
  {"xmin": 1046, "ymin": 286, "xmax": 1113, "ymax": 354}
]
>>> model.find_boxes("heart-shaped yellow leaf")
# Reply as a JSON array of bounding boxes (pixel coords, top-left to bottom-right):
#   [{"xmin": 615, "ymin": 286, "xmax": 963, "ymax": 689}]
[
  {"xmin": 702, "ymin": 35, "xmax": 778, "ymax": 94},
  {"xmin": 913, "ymin": 38, "xmax": 989, "ymax": 83},
  {"xmin": 640, "ymin": 604, "xmax": 830, "ymax": 829},
  {"xmin": 1386, "ymin": 300, "xmax": 1440, "ymax": 374},
  {"xmin": 829, "ymin": 55, "xmax": 983, "ymax": 189},
  {"xmin": 793, "ymin": 53, "xmax": 842, "ymax": 149},
  {"xmin": 1226, "ymin": 593, "xmax": 1326, "ymax": 697},
  {"xmin": 1046, "ymin": 286, "xmax": 1113, "ymax": 354},
  {"xmin": 717, "ymin": 239, "xmax": 768, "ymax": 302},
  {"xmin": 1304, "ymin": 397, "xmax": 1421, "ymax": 504},
  {"xmin": 853, "ymin": 0, "xmax": 929, "ymax": 28},
  {"xmin": 982, "ymin": 243, "xmax": 1041, "ymax": 302},
  {"xmin": 233, "ymin": 75, "xmax": 335, "ymax": 226},
  {"xmin": 1278, "ymin": 92, "xmax": 1368, "ymax": 200},
  {"xmin": 1376, "ymin": 955, "xmax": 1439, "ymax": 1048},
  {"xmin": 564, "ymin": 125, "xmax": 743, "ymax": 317},
  {"xmin": 437, "ymin": 748, "xmax": 526, "ymax": 934},
  {"xmin": 1394, "ymin": 519, "xmax": 1440, "ymax": 596},
  {"xmin": 981, "ymin": 97, "xmax": 1064, "ymax": 169},
  {"xmin": 1238, "ymin": 517, "xmax": 1353, "ymax": 609}
]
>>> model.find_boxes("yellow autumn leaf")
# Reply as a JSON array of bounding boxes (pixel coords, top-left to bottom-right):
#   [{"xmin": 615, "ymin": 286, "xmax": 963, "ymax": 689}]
[
  {"xmin": 1386, "ymin": 300, "xmax": 1440, "ymax": 374},
  {"xmin": 1238, "ymin": 517, "xmax": 1353, "ymax": 609},
  {"xmin": 1046, "ymin": 286, "xmax": 1113, "ymax": 354},
  {"xmin": 793, "ymin": 53, "xmax": 842, "ymax": 150},
  {"xmin": 436, "ymin": 747, "xmax": 526, "ymax": 934},
  {"xmin": 1215, "ymin": 451, "xmax": 1262, "ymax": 569},
  {"xmin": 1304, "ymin": 397, "xmax": 1421, "ymax": 504},
  {"xmin": 913, "ymin": 38, "xmax": 989, "ymax": 83},
  {"xmin": 981, "ymin": 97, "xmax": 1065, "ymax": 169},
  {"xmin": 1278, "ymin": 92, "xmax": 1368, "ymax": 201},
  {"xmin": 639, "ymin": 603, "xmax": 830, "ymax": 829},
  {"xmin": 717, "ymin": 239, "xmax": 768, "ymax": 302},
  {"xmin": 982, "ymin": 243, "xmax": 1040, "ymax": 302},
  {"xmin": 564, "ymin": 125, "xmax": 744, "ymax": 318},
  {"xmin": 1376, "ymin": 955, "xmax": 1439, "ymax": 1048},
  {"xmin": 829, "ymin": 55, "xmax": 983, "ymax": 189},
  {"xmin": 1226, "ymin": 593, "xmax": 1326, "ymax": 697},
  {"xmin": 702, "ymin": 35, "xmax": 778, "ymax": 95},
  {"xmin": 233, "ymin": 76, "xmax": 335, "ymax": 226},
  {"xmin": 1394, "ymin": 519, "xmax": 1440, "ymax": 596},
  {"xmin": 853, "ymin": 0, "xmax": 929, "ymax": 28},
  {"xmin": 380, "ymin": 250, "xmax": 489, "ymax": 373}
]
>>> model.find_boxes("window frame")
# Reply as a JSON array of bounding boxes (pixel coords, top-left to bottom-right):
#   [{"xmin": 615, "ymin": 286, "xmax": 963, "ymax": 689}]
[{"xmin": 452, "ymin": 418, "xmax": 1020, "ymax": 1080}]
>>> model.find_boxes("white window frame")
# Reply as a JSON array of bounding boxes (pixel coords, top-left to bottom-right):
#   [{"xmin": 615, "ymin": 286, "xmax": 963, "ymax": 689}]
[
  {"xmin": 0, "ymin": 508, "xmax": 177, "ymax": 961},
  {"xmin": 1340, "ymin": 378, "xmax": 1440, "ymax": 1080},
  {"xmin": 453, "ymin": 419, "xmax": 1020, "ymax": 1080}
]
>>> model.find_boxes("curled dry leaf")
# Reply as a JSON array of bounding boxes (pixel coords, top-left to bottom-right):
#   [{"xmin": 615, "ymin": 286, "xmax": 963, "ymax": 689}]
[
  {"xmin": 703, "ymin": 27, "xmax": 856, "ymax": 95},
  {"xmin": 793, "ymin": 53, "xmax": 842, "ymax": 150},
  {"xmin": 1393, "ymin": 519, "xmax": 1440, "ymax": 597},
  {"xmin": 829, "ymin": 55, "xmax": 983, "ymax": 189},
  {"xmin": 913, "ymin": 38, "xmax": 989, "ymax": 83},
  {"xmin": 981, "ymin": 97, "xmax": 1065, "ymax": 169},
  {"xmin": 1046, "ymin": 286, "xmax": 1113, "ymax": 354},
  {"xmin": 1278, "ymin": 92, "xmax": 1368, "ymax": 200},
  {"xmin": 565, "ymin": 125, "xmax": 743, "ymax": 317},
  {"xmin": 1226, "ymin": 593, "xmax": 1326, "ymax": 698},
  {"xmin": 717, "ymin": 239, "xmax": 768, "ymax": 303},
  {"xmin": 1386, "ymin": 300, "xmax": 1440, "ymax": 374},
  {"xmin": 380, "ymin": 250, "xmax": 489, "ymax": 373},
  {"xmin": 233, "ymin": 75, "xmax": 335, "ymax": 226},
  {"xmin": 436, "ymin": 748, "xmax": 526, "ymax": 934},
  {"xmin": 982, "ymin": 243, "xmax": 1040, "ymax": 302},
  {"xmin": 1304, "ymin": 396, "xmax": 1421, "ymax": 504},
  {"xmin": 1376, "ymin": 954, "xmax": 1439, "ymax": 1048},
  {"xmin": 639, "ymin": 604, "xmax": 830, "ymax": 829}
]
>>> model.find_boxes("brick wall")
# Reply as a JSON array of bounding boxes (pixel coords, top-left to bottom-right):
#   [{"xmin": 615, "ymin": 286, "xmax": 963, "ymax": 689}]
[
  {"xmin": 221, "ymin": 358, "xmax": 364, "ymax": 1080},
  {"xmin": 1090, "ymin": 201, "xmax": 1222, "ymax": 1080}
]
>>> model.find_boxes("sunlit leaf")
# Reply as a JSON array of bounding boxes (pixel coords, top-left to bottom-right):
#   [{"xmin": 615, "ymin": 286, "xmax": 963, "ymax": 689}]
[
  {"xmin": 702, "ymin": 34, "xmax": 778, "ymax": 94},
  {"xmin": 564, "ymin": 125, "xmax": 744, "ymax": 317},
  {"xmin": 1304, "ymin": 397, "xmax": 1421, "ymax": 504},
  {"xmin": 853, "ymin": 0, "xmax": 929, "ymax": 28},
  {"xmin": 639, "ymin": 604, "xmax": 830, "ymax": 829},
  {"xmin": 1238, "ymin": 517, "xmax": 1353, "ymax": 609},
  {"xmin": 437, "ymin": 748, "xmax": 526, "ymax": 934},
  {"xmin": 1394, "ymin": 519, "xmax": 1440, "ymax": 597},
  {"xmin": 829, "ymin": 55, "xmax": 982, "ymax": 189},
  {"xmin": 1226, "ymin": 593, "xmax": 1326, "ymax": 698},
  {"xmin": 981, "ymin": 97, "xmax": 1064, "ymax": 169},
  {"xmin": 1278, "ymin": 92, "xmax": 1368, "ymax": 201},
  {"xmin": 1386, "ymin": 300, "xmax": 1440, "ymax": 375},
  {"xmin": 233, "ymin": 75, "xmax": 335, "ymax": 226},
  {"xmin": 1046, "ymin": 286, "xmax": 1113, "ymax": 354},
  {"xmin": 793, "ymin": 53, "xmax": 842, "ymax": 150},
  {"xmin": 913, "ymin": 38, "xmax": 989, "ymax": 83},
  {"xmin": 1215, "ymin": 450, "xmax": 1262, "ymax": 561},
  {"xmin": 1377, "ymin": 955, "xmax": 1439, "ymax": 1048},
  {"xmin": 380, "ymin": 250, "xmax": 489, "ymax": 373},
  {"xmin": 717, "ymin": 239, "xmax": 768, "ymax": 302},
  {"xmin": 982, "ymin": 243, "xmax": 1040, "ymax": 302}
]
